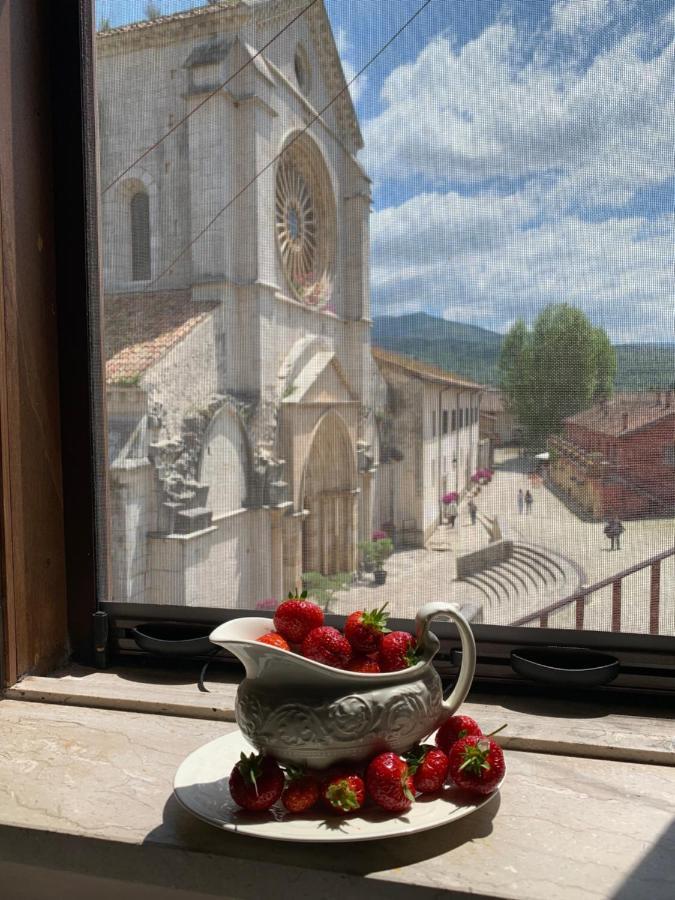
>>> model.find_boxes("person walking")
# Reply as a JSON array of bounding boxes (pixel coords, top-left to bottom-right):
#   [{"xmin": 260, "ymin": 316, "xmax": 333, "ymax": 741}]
[
  {"xmin": 447, "ymin": 500, "xmax": 458, "ymax": 528},
  {"xmin": 524, "ymin": 489, "xmax": 533, "ymax": 515},
  {"xmin": 517, "ymin": 488, "xmax": 524, "ymax": 514},
  {"xmin": 604, "ymin": 516, "xmax": 625, "ymax": 551},
  {"xmin": 468, "ymin": 498, "xmax": 477, "ymax": 526}
]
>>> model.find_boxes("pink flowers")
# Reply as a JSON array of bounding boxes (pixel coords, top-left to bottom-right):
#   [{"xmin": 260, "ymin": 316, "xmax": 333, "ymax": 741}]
[
  {"xmin": 472, "ymin": 469, "xmax": 493, "ymax": 485},
  {"xmin": 372, "ymin": 529, "xmax": 387, "ymax": 541},
  {"xmin": 442, "ymin": 492, "xmax": 459, "ymax": 505}
]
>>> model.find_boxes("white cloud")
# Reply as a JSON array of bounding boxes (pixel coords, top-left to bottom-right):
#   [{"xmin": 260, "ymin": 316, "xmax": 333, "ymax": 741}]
[
  {"xmin": 551, "ymin": 0, "xmax": 613, "ymax": 36},
  {"xmin": 364, "ymin": 5, "xmax": 675, "ymax": 341},
  {"xmin": 371, "ymin": 191, "xmax": 675, "ymax": 341},
  {"xmin": 336, "ymin": 26, "xmax": 366, "ymax": 104},
  {"xmin": 363, "ymin": 18, "xmax": 675, "ymax": 199}
]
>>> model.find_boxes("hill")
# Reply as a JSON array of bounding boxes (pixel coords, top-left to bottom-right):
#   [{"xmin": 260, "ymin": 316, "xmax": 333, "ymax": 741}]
[
  {"xmin": 372, "ymin": 314, "xmax": 502, "ymax": 385},
  {"xmin": 372, "ymin": 313, "xmax": 675, "ymax": 391}
]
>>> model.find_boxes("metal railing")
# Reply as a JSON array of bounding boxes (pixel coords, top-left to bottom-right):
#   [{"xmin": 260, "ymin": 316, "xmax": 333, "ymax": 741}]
[{"xmin": 510, "ymin": 545, "xmax": 675, "ymax": 634}]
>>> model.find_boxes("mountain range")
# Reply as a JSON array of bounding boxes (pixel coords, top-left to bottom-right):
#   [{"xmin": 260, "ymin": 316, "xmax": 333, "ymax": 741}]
[{"xmin": 372, "ymin": 313, "xmax": 675, "ymax": 391}]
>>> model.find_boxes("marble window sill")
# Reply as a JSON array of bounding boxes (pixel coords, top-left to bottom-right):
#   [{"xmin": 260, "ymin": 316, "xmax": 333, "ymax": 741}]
[
  {"xmin": 0, "ymin": 697, "xmax": 674, "ymax": 900},
  {"xmin": 5, "ymin": 663, "xmax": 675, "ymax": 765}
]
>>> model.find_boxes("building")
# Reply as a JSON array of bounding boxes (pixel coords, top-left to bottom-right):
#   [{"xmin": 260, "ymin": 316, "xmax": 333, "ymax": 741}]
[
  {"xmin": 99, "ymin": 1, "xmax": 377, "ymax": 607},
  {"xmin": 549, "ymin": 393, "xmax": 675, "ymax": 520},
  {"xmin": 479, "ymin": 388, "xmax": 521, "ymax": 447},
  {"xmin": 372, "ymin": 349, "xmax": 484, "ymax": 547}
]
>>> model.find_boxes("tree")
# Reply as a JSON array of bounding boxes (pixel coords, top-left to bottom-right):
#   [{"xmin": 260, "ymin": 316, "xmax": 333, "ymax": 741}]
[
  {"xmin": 499, "ymin": 304, "xmax": 616, "ymax": 446},
  {"xmin": 145, "ymin": 1, "xmax": 161, "ymax": 19},
  {"xmin": 497, "ymin": 319, "xmax": 534, "ymax": 437},
  {"xmin": 98, "ymin": 17, "xmax": 111, "ymax": 31},
  {"xmin": 592, "ymin": 327, "xmax": 616, "ymax": 400}
]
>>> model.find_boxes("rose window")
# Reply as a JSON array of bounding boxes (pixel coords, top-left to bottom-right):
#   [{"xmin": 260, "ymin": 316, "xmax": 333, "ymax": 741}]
[{"xmin": 275, "ymin": 138, "xmax": 335, "ymax": 308}]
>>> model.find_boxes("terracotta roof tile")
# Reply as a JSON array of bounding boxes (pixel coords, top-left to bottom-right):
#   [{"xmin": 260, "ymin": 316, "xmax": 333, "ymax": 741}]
[
  {"xmin": 372, "ymin": 347, "xmax": 483, "ymax": 391},
  {"xmin": 105, "ymin": 290, "xmax": 217, "ymax": 385},
  {"xmin": 565, "ymin": 393, "xmax": 675, "ymax": 436}
]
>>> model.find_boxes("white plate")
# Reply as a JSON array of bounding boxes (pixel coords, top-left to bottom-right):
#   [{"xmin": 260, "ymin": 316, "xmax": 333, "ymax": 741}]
[{"xmin": 173, "ymin": 729, "xmax": 500, "ymax": 843}]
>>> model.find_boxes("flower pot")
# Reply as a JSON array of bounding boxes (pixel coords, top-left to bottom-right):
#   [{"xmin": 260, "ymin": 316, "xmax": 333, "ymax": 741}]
[
  {"xmin": 209, "ymin": 601, "xmax": 476, "ymax": 769},
  {"xmin": 373, "ymin": 568, "xmax": 387, "ymax": 586}
]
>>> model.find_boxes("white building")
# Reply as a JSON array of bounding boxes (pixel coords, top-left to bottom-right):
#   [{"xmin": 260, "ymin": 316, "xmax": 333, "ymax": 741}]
[
  {"xmin": 99, "ymin": 0, "xmax": 377, "ymax": 607},
  {"xmin": 372, "ymin": 349, "xmax": 483, "ymax": 547}
]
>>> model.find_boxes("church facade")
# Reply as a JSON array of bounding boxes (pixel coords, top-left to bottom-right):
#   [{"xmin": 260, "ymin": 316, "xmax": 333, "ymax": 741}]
[{"xmin": 98, "ymin": 1, "xmax": 379, "ymax": 608}]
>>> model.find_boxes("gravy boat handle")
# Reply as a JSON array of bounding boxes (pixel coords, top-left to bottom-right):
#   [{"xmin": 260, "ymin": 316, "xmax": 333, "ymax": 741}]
[{"xmin": 415, "ymin": 601, "xmax": 477, "ymax": 716}]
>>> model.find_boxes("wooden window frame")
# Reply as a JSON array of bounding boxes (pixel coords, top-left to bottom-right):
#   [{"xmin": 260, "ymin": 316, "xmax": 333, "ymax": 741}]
[{"xmin": 0, "ymin": 0, "xmax": 102, "ymax": 687}]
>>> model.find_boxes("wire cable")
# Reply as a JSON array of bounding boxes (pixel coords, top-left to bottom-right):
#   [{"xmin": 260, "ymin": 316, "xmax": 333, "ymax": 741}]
[
  {"xmin": 146, "ymin": 0, "xmax": 434, "ymax": 287},
  {"xmin": 102, "ymin": 0, "xmax": 319, "ymax": 194}
]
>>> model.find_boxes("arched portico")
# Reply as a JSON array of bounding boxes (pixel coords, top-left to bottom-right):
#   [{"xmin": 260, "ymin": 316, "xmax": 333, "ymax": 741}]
[{"xmin": 301, "ymin": 411, "xmax": 357, "ymax": 576}]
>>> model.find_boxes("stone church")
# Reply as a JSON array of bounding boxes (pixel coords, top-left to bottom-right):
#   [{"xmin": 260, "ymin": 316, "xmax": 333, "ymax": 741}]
[{"xmin": 98, "ymin": 0, "xmax": 379, "ymax": 608}]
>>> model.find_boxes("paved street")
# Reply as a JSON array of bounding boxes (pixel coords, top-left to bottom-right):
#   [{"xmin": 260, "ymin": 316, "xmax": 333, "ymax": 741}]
[{"xmin": 331, "ymin": 448, "xmax": 675, "ymax": 636}]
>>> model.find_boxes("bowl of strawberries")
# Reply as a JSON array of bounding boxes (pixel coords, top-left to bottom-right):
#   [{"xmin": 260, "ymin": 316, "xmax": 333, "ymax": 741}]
[{"xmin": 209, "ymin": 596, "xmax": 476, "ymax": 770}]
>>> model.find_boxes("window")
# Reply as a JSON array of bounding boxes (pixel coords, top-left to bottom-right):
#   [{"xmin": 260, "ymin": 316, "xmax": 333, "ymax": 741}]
[
  {"xmin": 130, "ymin": 190, "xmax": 151, "ymax": 281},
  {"xmin": 294, "ymin": 43, "xmax": 310, "ymax": 96},
  {"xmin": 5, "ymin": 0, "xmax": 675, "ymax": 693},
  {"xmin": 442, "ymin": 410, "xmax": 448, "ymax": 435}
]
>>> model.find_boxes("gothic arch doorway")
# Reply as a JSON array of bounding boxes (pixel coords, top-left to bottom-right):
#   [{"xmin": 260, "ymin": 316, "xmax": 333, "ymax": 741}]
[{"xmin": 301, "ymin": 412, "xmax": 356, "ymax": 576}]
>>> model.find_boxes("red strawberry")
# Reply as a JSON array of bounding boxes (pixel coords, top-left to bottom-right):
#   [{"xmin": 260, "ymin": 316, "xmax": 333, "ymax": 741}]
[
  {"xmin": 273, "ymin": 591, "xmax": 324, "ymax": 644},
  {"xmin": 347, "ymin": 656, "xmax": 381, "ymax": 673},
  {"xmin": 301, "ymin": 626, "xmax": 352, "ymax": 668},
  {"xmin": 344, "ymin": 603, "xmax": 389, "ymax": 654},
  {"xmin": 322, "ymin": 772, "xmax": 366, "ymax": 814},
  {"xmin": 448, "ymin": 735, "xmax": 506, "ymax": 795},
  {"xmin": 256, "ymin": 631, "xmax": 290, "ymax": 651},
  {"xmin": 365, "ymin": 752, "xmax": 415, "ymax": 812},
  {"xmin": 405, "ymin": 744, "xmax": 449, "ymax": 794},
  {"xmin": 281, "ymin": 770, "xmax": 320, "ymax": 814},
  {"xmin": 379, "ymin": 631, "xmax": 418, "ymax": 672},
  {"xmin": 435, "ymin": 715, "xmax": 483, "ymax": 753},
  {"xmin": 229, "ymin": 752, "xmax": 284, "ymax": 811}
]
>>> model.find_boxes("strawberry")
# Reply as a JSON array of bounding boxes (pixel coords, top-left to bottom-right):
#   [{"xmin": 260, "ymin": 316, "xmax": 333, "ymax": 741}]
[
  {"xmin": 379, "ymin": 631, "xmax": 418, "ymax": 672},
  {"xmin": 301, "ymin": 626, "xmax": 352, "ymax": 668},
  {"xmin": 447, "ymin": 735, "xmax": 506, "ymax": 795},
  {"xmin": 405, "ymin": 744, "xmax": 449, "ymax": 794},
  {"xmin": 365, "ymin": 752, "xmax": 415, "ymax": 812},
  {"xmin": 281, "ymin": 769, "xmax": 320, "ymax": 814},
  {"xmin": 273, "ymin": 591, "xmax": 324, "ymax": 644},
  {"xmin": 256, "ymin": 631, "xmax": 290, "ymax": 651},
  {"xmin": 344, "ymin": 603, "xmax": 389, "ymax": 654},
  {"xmin": 322, "ymin": 772, "xmax": 366, "ymax": 814},
  {"xmin": 435, "ymin": 714, "xmax": 483, "ymax": 753},
  {"xmin": 229, "ymin": 752, "xmax": 284, "ymax": 811},
  {"xmin": 347, "ymin": 656, "xmax": 381, "ymax": 673}
]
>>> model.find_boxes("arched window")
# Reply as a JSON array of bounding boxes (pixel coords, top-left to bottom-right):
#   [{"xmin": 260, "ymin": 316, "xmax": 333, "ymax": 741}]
[{"xmin": 130, "ymin": 190, "xmax": 151, "ymax": 280}]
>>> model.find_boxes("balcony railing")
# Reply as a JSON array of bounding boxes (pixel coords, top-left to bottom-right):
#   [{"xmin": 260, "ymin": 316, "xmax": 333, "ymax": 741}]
[{"xmin": 510, "ymin": 545, "xmax": 675, "ymax": 634}]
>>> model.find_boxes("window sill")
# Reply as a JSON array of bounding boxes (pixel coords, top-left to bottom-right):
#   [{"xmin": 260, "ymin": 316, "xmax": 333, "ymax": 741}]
[
  {"xmin": 6, "ymin": 663, "xmax": 675, "ymax": 765},
  {"xmin": 0, "ymin": 696, "xmax": 674, "ymax": 900}
]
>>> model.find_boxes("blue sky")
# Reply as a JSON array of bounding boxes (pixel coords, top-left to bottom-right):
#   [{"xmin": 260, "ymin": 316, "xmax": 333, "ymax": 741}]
[{"xmin": 97, "ymin": 0, "xmax": 675, "ymax": 343}]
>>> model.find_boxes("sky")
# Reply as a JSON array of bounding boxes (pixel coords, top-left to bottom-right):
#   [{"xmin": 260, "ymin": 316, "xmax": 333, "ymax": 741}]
[{"xmin": 97, "ymin": 0, "xmax": 675, "ymax": 343}]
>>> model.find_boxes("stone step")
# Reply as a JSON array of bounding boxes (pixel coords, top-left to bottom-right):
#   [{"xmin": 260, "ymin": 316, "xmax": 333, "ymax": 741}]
[{"xmin": 174, "ymin": 507, "xmax": 213, "ymax": 534}]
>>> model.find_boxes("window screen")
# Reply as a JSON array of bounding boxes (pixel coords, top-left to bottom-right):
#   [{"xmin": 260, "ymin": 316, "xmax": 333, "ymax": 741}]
[{"xmin": 95, "ymin": 0, "xmax": 675, "ymax": 637}]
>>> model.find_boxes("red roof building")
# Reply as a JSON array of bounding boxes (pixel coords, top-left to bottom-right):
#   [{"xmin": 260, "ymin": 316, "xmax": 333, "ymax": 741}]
[{"xmin": 549, "ymin": 393, "xmax": 675, "ymax": 519}]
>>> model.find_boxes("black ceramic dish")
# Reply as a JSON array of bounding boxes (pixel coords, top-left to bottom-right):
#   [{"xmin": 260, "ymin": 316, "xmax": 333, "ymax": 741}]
[
  {"xmin": 131, "ymin": 622, "xmax": 216, "ymax": 657},
  {"xmin": 511, "ymin": 646, "xmax": 620, "ymax": 687}
]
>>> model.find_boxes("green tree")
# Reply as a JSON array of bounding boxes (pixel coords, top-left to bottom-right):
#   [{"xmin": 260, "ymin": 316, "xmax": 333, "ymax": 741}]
[
  {"xmin": 498, "ymin": 319, "xmax": 533, "ymax": 435},
  {"xmin": 145, "ymin": 1, "xmax": 161, "ymax": 19},
  {"xmin": 592, "ymin": 327, "xmax": 617, "ymax": 400},
  {"xmin": 499, "ymin": 304, "xmax": 616, "ymax": 446}
]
